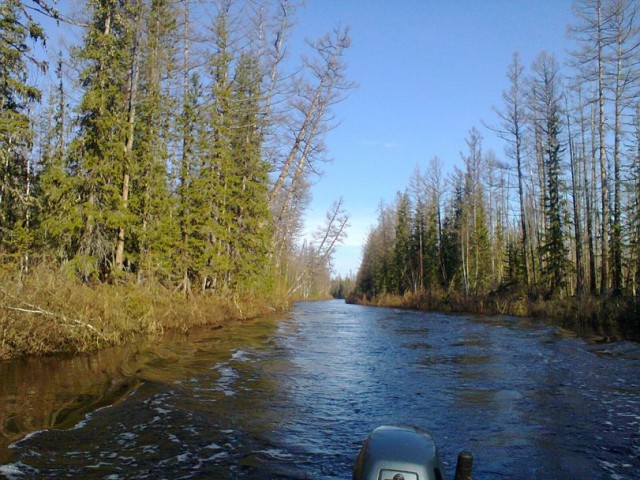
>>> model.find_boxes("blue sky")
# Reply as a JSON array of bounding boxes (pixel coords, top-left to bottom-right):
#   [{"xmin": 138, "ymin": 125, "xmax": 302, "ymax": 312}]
[
  {"xmin": 36, "ymin": 0, "xmax": 576, "ymax": 278},
  {"xmin": 291, "ymin": 0, "xmax": 576, "ymax": 277}
]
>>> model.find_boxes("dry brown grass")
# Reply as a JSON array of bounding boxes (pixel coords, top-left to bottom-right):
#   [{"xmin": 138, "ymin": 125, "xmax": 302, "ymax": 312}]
[
  {"xmin": 0, "ymin": 266, "xmax": 281, "ymax": 360},
  {"xmin": 349, "ymin": 287, "xmax": 638, "ymax": 339}
]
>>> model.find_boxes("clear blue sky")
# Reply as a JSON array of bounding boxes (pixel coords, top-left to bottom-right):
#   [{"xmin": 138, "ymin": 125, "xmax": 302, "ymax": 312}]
[
  {"xmin": 38, "ymin": 0, "xmax": 576, "ymax": 278},
  {"xmin": 292, "ymin": 0, "xmax": 576, "ymax": 277}
]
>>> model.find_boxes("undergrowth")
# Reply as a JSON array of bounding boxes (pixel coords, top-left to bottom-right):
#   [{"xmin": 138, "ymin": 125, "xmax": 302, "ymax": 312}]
[
  {"xmin": 0, "ymin": 266, "xmax": 284, "ymax": 360},
  {"xmin": 348, "ymin": 287, "xmax": 640, "ymax": 340}
]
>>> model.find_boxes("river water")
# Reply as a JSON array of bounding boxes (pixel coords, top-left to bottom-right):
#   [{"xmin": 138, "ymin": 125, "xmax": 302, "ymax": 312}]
[{"xmin": 1, "ymin": 300, "xmax": 639, "ymax": 479}]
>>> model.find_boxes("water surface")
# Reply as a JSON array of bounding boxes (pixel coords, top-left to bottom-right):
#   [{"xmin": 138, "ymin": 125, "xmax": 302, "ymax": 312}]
[{"xmin": 1, "ymin": 300, "xmax": 639, "ymax": 479}]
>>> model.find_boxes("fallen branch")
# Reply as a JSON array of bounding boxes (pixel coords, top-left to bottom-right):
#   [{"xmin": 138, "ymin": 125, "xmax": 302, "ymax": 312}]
[
  {"xmin": 6, "ymin": 302, "xmax": 109, "ymax": 344},
  {"xmin": 232, "ymin": 295, "xmax": 243, "ymax": 318}
]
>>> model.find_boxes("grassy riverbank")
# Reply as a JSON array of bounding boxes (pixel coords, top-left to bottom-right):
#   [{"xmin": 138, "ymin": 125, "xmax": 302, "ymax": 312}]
[
  {"xmin": 0, "ymin": 266, "xmax": 287, "ymax": 360},
  {"xmin": 348, "ymin": 288, "xmax": 640, "ymax": 341}
]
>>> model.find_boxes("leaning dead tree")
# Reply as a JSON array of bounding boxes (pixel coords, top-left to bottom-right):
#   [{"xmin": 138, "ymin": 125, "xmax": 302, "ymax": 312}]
[
  {"xmin": 269, "ymin": 26, "xmax": 354, "ymax": 259},
  {"xmin": 287, "ymin": 198, "xmax": 350, "ymax": 296}
]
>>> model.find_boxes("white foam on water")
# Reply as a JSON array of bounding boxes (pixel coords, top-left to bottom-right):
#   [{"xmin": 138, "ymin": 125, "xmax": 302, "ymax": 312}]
[
  {"xmin": 257, "ymin": 448, "xmax": 294, "ymax": 460},
  {"xmin": 0, "ymin": 464, "xmax": 23, "ymax": 479},
  {"xmin": 204, "ymin": 451, "xmax": 229, "ymax": 462},
  {"xmin": 209, "ymin": 363, "xmax": 238, "ymax": 396},
  {"xmin": 142, "ymin": 445, "xmax": 158, "ymax": 454},
  {"xmin": 176, "ymin": 453, "xmax": 190, "ymax": 462},
  {"xmin": 0, "ymin": 462, "xmax": 37, "ymax": 479},
  {"xmin": 599, "ymin": 459, "xmax": 617, "ymax": 470},
  {"xmin": 231, "ymin": 349, "xmax": 250, "ymax": 362},
  {"xmin": 8, "ymin": 429, "xmax": 45, "ymax": 449},
  {"xmin": 70, "ymin": 403, "xmax": 115, "ymax": 431}
]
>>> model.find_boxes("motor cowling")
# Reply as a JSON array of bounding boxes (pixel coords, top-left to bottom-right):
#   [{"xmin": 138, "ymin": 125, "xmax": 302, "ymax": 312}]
[{"xmin": 353, "ymin": 426, "xmax": 446, "ymax": 480}]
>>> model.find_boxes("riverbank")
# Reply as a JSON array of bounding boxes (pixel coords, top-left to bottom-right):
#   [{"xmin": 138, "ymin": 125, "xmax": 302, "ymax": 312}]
[
  {"xmin": 0, "ymin": 267, "xmax": 287, "ymax": 360},
  {"xmin": 347, "ymin": 288, "xmax": 640, "ymax": 341},
  {"xmin": 4, "ymin": 300, "xmax": 639, "ymax": 478}
]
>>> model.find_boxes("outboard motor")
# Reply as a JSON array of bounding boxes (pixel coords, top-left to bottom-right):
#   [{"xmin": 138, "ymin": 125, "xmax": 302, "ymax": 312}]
[{"xmin": 353, "ymin": 426, "xmax": 472, "ymax": 480}]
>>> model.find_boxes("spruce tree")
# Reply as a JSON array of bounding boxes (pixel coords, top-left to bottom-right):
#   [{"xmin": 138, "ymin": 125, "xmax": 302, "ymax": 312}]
[
  {"xmin": 227, "ymin": 51, "xmax": 272, "ymax": 292},
  {"xmin": 441, "ymin": 173, "xmax": 464, "ymax": 291},
  {"xmin": 540, "ymin": 110, "xmax": 569, "ymax": 297},
  {"xmin": 130, "ymin": 0, "xmax": 179, "ymax": 283},
  {"xmin": 422, "ymin": 203, "xmax": 440, "ymax": 290},
  {"xmin": 0, "ymin": 0, "xmax": 45, "ymax": 264},
  {"xmin": 37, "ymin": 56, "xmax": 78, "ymax": 263},
  {"xmin": 531, "ymin": 52, "xmax": 569, "ymax": 297},
  {"xmin": 175, "ymin": 72, "xmax": 206, "ymax": 295},
  {"xmin": 70, "ymin": 0, "xmax": 135, "ymax": 279},
  {"xmin": 393, "ymin": 192, "xmax": 412, "ymax": 293},
  {"xmin": 199, "ymin": 6, "xmax": 235, "ymax": 291}
]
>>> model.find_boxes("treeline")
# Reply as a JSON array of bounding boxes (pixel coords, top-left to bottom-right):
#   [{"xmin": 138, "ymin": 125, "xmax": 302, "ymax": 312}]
[
  {"xmin": 0, "ymin": 0, "xmax": 351, "ymax": 299},
  {"xmin": 354, "ymin": 0, "xmax": 640, "ymax": 321}
]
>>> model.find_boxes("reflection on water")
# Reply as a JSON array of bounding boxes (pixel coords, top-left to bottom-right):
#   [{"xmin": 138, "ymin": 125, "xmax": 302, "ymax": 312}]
[
  {"xmin": 1, "ymin": 301, "xmax": 639, "ymax": 479},
  {"xmin": 0, "ymin": 315, "xmax": 281, "ymax": 466},
  {"xmin": 0, "ymin": 349, "xmax": 139, "ymax": 461}
]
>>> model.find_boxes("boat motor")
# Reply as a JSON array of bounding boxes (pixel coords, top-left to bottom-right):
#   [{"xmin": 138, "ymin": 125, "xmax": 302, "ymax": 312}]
[{"xmin": 353, "ymin": 425, "xmax": 473, "ymax": 480}]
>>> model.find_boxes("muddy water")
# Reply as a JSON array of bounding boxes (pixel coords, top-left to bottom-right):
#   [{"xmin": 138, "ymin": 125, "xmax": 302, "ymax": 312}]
[{"xmin": 1, "ymin": 300, "xmax": 639, "ymax": 479}]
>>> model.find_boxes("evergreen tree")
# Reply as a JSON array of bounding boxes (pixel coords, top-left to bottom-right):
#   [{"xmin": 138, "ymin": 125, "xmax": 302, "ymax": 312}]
[
  {"xmin": 393, "ymin": 191, "xmax": 412, "ymax": 293},
  {"xmin": 173, "ymin": 0, "xmax": 195, "ymax": 294},
  {"xmin": 178, "ymin": 6, "xmax": 273, "ymax": 293},
  {"xmin": 459, "ymin": 128, "xmax": 491, "ymax": 295},
  {"xmin": 37, "ymin": 56, "xmax": 78, "ymax": 263},
  {"xmin": 530, "ymin": 52, "xmax": 569, "ymax": 297},
  {"xmin": 198, "ymin": 6, "xmax": 235, "ymax": 291},
  {"xmin": 471, "ymin": 193, "xmax": 491, "ymax": 294},
  {"xmin": 227, "ymin": 51, "xmax": 272, "ymax": 292},
  {"xmin": 0, "ymin": 0, "xmax": 45, "ymax": 264},
  {"xmin": 130, "ymin": 0, "xmax": 179, "ymax": 284},
  {"xmin": 441, "ymin": 174, "xmax": 464, "ymax": 292},
  {"xmin": 69, "ymin": 0, "xmax": 136, "ymax": 279},
  {"xmin": 354, "ymin": 201, "xmax": 396, "ymax": 297},
  {"xmin": 422, "ymin": 202, "xmax": 440, "ymax": 290},
  {"xmin": 505, "ymin": 237, "xmax": 526, "ymax": 285}
]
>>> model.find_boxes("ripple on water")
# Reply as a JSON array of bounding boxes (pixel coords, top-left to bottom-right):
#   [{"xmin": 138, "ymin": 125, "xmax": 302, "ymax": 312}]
[{"xmin": 2, "ymin": 301, "xmax": 640, "ymax": 479}]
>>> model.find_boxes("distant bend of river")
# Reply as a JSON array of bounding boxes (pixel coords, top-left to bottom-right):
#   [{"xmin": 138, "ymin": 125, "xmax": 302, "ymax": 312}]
[{"xmin": 1, "ymin": 300, "xmax": 639, "ymax": 479}]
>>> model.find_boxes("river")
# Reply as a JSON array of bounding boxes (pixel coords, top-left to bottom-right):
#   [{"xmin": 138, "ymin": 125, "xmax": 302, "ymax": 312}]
[{"xmin": 1, "ymin": 300, "xmax": 639, "ymax": 479}]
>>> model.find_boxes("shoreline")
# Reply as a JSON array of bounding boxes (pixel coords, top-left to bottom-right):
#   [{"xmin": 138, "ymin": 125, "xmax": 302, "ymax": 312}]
[
  {"xmin": 0, "ymin": 267, "xmax": 288, "ymax": 361},
  {"xmin": 346, "ymin": 290, "xmax": 640, "ymax": 343}
]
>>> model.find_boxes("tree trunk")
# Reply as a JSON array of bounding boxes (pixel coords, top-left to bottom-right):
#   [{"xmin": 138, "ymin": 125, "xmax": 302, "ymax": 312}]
[
  {"xmin": 115, "ymin": 2, "xmax": 142, "ymax": 271},
  {"xmin": 597, "ymin": 1, "xmax": 609, "ymax": 296},
  {"xmin": 567, "ymin": 101, "xmax": 584, "ymax": 295}
]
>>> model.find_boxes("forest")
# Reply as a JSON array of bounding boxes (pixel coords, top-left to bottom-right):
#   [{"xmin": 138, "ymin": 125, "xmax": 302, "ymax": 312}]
[
  {"xmin": 352, "ymin": 0, "xmax": 640, "ymax": 330},
  {"xmin": 0, "ymin": 0, "xmax": 351, "ymax": 357},
  {"xmin": 3, "ymin": 0, "xmax": 640, "ymax": 358}
]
